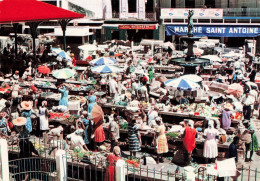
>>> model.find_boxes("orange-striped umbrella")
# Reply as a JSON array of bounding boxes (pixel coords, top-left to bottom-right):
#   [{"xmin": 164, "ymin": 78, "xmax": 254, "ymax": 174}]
[
  {"xmin": 227, "ymin": 83, "xmax": 243, "ymax": 97},
  {"xmin": 92, "ymin": 104, "xmax": 104, "ymax": 128}
]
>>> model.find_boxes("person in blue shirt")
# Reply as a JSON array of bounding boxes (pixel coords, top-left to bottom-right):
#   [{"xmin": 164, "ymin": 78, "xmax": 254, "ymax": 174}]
[
  {"xmin": 81, "ymin": 111, "xmax": 91, "ymax": 145},
  {"xmin": 232, "ymin": 71, "xmax": 238, "ymax": 83},
  {"xmin": 88, "ymin": 95, "xmax": 96, "ymax": 115},
  {"xmin": 58, "ymin": 84, "xmax": 69, "ymax": 106}
]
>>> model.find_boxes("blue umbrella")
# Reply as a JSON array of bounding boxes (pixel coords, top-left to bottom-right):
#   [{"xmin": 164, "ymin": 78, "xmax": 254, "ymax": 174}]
[
  {"xmin": 52, "ymin": 48, "xmax": 72, "ymax": 61},
  {"xmin": 91, "ymin": 65, "xmax": 123, "ymax": 74},
  {"xmin": 164, "ymin": 78, "xmax": 200, "ymax": 91},
  {"xmin": 90, "ymin": 57, "xmax": 116, "ymax": 66}
]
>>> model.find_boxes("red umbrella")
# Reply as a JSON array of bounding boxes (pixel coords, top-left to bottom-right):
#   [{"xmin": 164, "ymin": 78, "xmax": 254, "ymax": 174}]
[
  {"xmin": 38, "ymin": 66, "xmax": 50, "ymax": 74},
  {"xmin": 0, "ymin": 0, "xmax": 84, "ymax": 59},
  {"xmin": 227, "ymin": 83, "xmax": 243, "ymax": 97},
  {"xmin": 0, "ymin": 0, "xmax": 84, "ymax": 23}
]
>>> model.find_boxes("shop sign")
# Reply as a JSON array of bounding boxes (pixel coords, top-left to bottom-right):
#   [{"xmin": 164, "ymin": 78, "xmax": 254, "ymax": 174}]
[
  {"xmin": 118, "ymin": 25, "xmax": 156, "ymax": 30},
  {"xmin": 161, "ymin": 8, "xmax": 223, "ymax": 19},
  {"xmin": 166, "ymin": 25, "xmax": 260, "ymax": 37}
]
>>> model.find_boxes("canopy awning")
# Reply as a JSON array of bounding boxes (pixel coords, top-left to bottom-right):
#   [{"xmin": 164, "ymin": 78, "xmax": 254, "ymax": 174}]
[
  {"xmin": 45, "ymin": 27, "xmax": 94, "ymax": 37},
  {"xmin": 0, "ymin": 0, "xmax": 84, "ymax": 24}
]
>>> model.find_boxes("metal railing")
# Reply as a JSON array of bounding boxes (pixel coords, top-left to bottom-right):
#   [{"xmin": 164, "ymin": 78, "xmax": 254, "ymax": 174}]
[
  {"xmin": 223, "ymin": 8, "xmax": 260, "ymax": 17},
  {"xmin": 6, "ymin": 135, "xmax": 260, "ymax": 181},
  {"xmin": 111, "ymin": 12, "xmax": 155, "ymax": 20}
]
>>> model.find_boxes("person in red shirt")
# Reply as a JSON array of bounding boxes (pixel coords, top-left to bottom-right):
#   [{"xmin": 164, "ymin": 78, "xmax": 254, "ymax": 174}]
[
  {"xmin": 71, "ymin": 53, "xmax": 76, "ymax": 66},
  {"xmin": 182, "ymin": 119, "xmax": 197, "ymax": 165}
]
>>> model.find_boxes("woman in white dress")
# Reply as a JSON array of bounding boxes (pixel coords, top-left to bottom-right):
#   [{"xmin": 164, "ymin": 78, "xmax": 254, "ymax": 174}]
[
  {"xmin": 38, "ymin": 101, "xmax": 49, "ymax": 142},
  {"xmin": 203, "ymin": 120, "xmax": 219, "ymax": 163}
]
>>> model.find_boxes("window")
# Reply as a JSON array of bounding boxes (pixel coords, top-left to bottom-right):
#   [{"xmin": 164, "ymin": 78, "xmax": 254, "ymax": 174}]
[
  {"xmin": 112, "ymin": 0, "xmax": 120, "ymax": 13},
  {"xmin": 128, "ymin": 0, "xmax": 137, "ymax": 13},
  {"xmin": 171, "ymin": 0, "xmax": 176, "ymax": 8},
  {"xmin": 185, "ymin": 0, "xmax": 195, "ymax": 8},
  {"xmin": 205, "ymin": 0, "xmax": 215, "ymax": 8}
]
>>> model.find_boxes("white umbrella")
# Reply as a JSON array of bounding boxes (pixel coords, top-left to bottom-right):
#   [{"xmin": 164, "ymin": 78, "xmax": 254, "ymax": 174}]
[
  {"xmin": 89, "ymin": 57, "xmax": 117, "ymax": 66},
  {"xmin": 201, "ymin": 55, "xmax": 222, "ymax": 63},
  {"xmin": 180, "ymin": 74, "xmax": 203, "ymax": 83},
  {"xmin": 91, "ymin": 65, "xmax": 123, "ymax": 74},
  {"xmin": 52, "ymin": 68, "xmax": 75, "ymax": 79},
  {"xmin": 164, "ymin": 78, "xmax": 200, "ymax": 91},
  {"xmin": 184, "ymin": 48, "xmax": 204, "ymax": 55}
]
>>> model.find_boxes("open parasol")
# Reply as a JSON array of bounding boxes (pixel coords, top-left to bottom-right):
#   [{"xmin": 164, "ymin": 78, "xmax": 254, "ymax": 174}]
[
  {"xmin": 227, "ymin": 83, "xmax": 243, "ymax": 97},
  {"xmin": 92, "ymin": 104, "xmax": 104, "ymax": 130},
  {"xmin": 38, "ymin": 65, "xmax": 50, "ymax": 74}
]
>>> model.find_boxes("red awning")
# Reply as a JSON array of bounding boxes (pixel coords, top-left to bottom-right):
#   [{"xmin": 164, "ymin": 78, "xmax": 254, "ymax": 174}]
[{"xmin": 0, "ymin": 0, "xmax": 84, "ymax": 24}]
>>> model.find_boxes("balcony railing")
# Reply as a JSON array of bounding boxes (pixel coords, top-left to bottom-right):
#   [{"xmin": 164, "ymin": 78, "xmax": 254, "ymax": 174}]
[
  {"xmin": 223, "ymin": 8, "xmax": 260, "ymax": 17},
  {"xmin": 110, "ymin": 12, "xmax": 156, "ymax": 21}
]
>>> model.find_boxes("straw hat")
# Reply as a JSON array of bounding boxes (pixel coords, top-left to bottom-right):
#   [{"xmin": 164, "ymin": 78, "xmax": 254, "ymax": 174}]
[
  {"xmin": 223, "ymin": 103, "xmax": 234, "ymax": 111},
  {"xmin": 12, "ymin": 117, "xmax": 27, "ymax": 126},
  {"xmin": 21, "ymin": 101, "xmax": 33, "ymax": 110}
]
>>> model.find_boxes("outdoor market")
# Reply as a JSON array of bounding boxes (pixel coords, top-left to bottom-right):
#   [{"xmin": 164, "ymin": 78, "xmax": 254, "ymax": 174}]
[{"xmin": 0, "ymin": 0, "xmax": 260, "ymax": 181}]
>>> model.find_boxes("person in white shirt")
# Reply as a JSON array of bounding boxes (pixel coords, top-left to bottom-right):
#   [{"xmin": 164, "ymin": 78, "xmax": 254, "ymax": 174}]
[
  {"xmin": 148, "ymin": 106, "xmax": 159, "ymax": 127},
  {"xmin": 250, "ymin": 87, "xmax": 258, "ymax": 116},
  {"xmin": 109, "ymin": 76, "xmax": 118, "ymax": 97},
  {"xmin": 242, "ymin": 90, "xmax": 254, "ymax": 120},
  {"xmin": 140, "ymin": 81, "xmax": 149, "ymax": 102},
  {"xmin": 22, "ymin": 68, "xmax": 31, "ymax": 80},
  {"xmin": 233, "ymin": 60, "xmax": 240, "ymax": 70},
  {"xmin": 129, "ymin": 95, "xmax": 140, "ymax": 108},
  {"xmin": 66, "ymin": 129, "xmax": 89, "ymax": 151},
  {"xmin": 131, "ymin": 79, "xmax": 139, "ymax": 97},
  {"xmin": 109, "ymin": 114, "xmax": 120, "ymax": 152}
]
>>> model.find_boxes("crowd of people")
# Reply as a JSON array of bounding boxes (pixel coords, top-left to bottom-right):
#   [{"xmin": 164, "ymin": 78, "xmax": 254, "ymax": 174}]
[{"xmin": 0, "ymin": 41, "xmax": 259, "ymax": 181}]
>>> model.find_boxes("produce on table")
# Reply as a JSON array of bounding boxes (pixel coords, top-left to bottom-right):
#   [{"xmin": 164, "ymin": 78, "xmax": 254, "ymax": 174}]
[
  {"xmin": 166, "ymin": 132, "xmax": 179, "ymax": 138},
  {"xmin": 125, "ymin": 158, "xmax": 140, "ymax": 168},
  {"xmin": 49, "ymin": 112, "xmax": 70, "ymax": 120},
  {"xmin": 119, "ymin": 122, "xmax": 128, "ymax": 130}
]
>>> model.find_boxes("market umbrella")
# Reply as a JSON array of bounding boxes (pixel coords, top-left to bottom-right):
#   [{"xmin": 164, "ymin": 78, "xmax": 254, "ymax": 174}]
[
  {"xmin": 91, "ymin": 65, "xmax": 123, "ymax": 74},
  {"xmin": 227, "ymin": 83, "xmax": 243, "ymax": 97},
  {"xmin": 52, "ymin": 48, "xmax": 72, "ymax": 61},
  {"xmin": 184, "ymin": 48, "xmax": 204, "ymax": 55},
  {"xmin": 201, "ymin": 55, "xmax": 222, "ymax": 63},
  {"xmin": 38, "ymin": 65, "xmax": 50, "ymax": 74},
  {"xmin": 164, "ymin": 78, "xmax": 200, "ymax": 91},
  {"xmin": 52, "ymin": 68, "xmax": 76, "ymax": 79},
  {"xmin": 179, "ymin": 74, "xmax": 203, "ymax": 83},
  {"xmin": 89, "ymin": 57, "xmax": 117, "ymax": 66},
  {"xmin": 0, "ymin": 0, "xmax": 84, "ymax": 58},
  {"xmin": 92, "ymin": 104, "xmax": 104, "ymax": 130}
]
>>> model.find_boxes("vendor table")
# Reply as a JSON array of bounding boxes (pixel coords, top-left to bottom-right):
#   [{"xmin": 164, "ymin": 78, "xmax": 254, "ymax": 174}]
[{"xmin": 100, "ymin": 103, "xmax": 207, "ymax": 124}]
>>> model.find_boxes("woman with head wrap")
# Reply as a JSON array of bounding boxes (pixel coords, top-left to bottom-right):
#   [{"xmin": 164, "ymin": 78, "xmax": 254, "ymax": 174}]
[
  {"xmin": 246, "ymin": 125, "xmax": 259, "ymax": 162},
  {"xmin": 88, "ymin": 95, "xmax": 97, "ymax": 115},
  {"xmin": 104, "ymin": 146, "xmax": 121, "ymax": 181},
  {"xmin": 182, "ymin": 119, "xmax": 196, "ymax": 165},
  {"xmin": 203, "ymin": 120, "xmax": 219, "ymax": 163},
  {"xmin": 38, "ymin": 101, "xmax": 49, "ymax": 140},
  {"xmin": 155, "ymin": 117, "xmax": 168, "ymax": 164},
  {"xmin": 58, "ymin": 84, "xmax": 69, "ymax": 107},
  {"xmin": 128, "ymin": 119, "xmax": 141, "ymax": 157}
]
